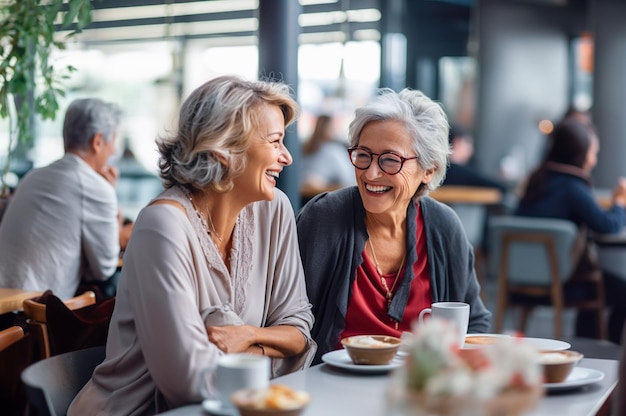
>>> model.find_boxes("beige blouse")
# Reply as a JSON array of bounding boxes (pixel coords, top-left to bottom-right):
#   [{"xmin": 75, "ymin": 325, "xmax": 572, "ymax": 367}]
[{"xmin": 68, "ymin": 186, "xmax": 316, "ymax": 415}]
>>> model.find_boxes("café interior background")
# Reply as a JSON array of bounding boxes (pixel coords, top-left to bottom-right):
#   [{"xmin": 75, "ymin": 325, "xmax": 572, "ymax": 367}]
[{"xmin": 2, "ymin": 0, "xmax": 625, "ymax": 218}]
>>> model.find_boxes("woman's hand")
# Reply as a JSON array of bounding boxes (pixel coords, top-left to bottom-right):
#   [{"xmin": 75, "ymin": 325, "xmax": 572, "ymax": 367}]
[
  {"xmin": 206, "ymin": 324, "xmax": 256, "ymax": 353},
  {"xmin": 612, "ymin": 177, "xmax": 626, "ymax": 207},
  {"xmin": 206, "ymin": 324, "xmax": 307, "ymax": 358}
]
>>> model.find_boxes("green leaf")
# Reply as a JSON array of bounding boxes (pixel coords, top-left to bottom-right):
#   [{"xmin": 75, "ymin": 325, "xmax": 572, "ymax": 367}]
[
  {"xmin": 0, "ymin": 0, "xmax": 93, "ymax": 188},
  {"xmin": 62, "ymin": 1, "xmax": 81, "ymax": 28}
]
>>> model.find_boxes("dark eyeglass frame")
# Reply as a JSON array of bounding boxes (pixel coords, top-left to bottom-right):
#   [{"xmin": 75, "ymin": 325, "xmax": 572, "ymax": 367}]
[{"xmin": 347, "ymin": 146, "xmax": 419, "ymax": 175}]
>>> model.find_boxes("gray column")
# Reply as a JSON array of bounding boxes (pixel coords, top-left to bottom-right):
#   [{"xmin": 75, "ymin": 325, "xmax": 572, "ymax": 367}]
[
  {"xmin": 258, "ymin": 0, "xmax": 302, "ymax": 211},
  {"xmin": 379, "ymin": 0, "xmax": 406, "ymax": 91},
  {"xmin": 590, "ymin": 0, "xmax": 626, "ymax": 188}
]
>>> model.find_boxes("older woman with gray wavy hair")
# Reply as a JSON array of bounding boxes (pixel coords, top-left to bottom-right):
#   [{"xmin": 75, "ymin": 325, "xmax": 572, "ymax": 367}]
[
  {"xmin": 296, "ymin": 88, "xmax": 491, "ymax": 363},
  {"xmin": 69, "ymin": 75, "xmax": 317, "ymax": 415}
]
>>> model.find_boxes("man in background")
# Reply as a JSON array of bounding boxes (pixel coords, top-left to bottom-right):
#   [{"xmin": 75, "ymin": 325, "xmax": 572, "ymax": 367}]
[
  {"xmin": 0, "ymin": 98, "xmax": 133, "ymax": 300},
  {"xmin": 443, "ymin": 124, "xmax": 508, "ymax": 193}
]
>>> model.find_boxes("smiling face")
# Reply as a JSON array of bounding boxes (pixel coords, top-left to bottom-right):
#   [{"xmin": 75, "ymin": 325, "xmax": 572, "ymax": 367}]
[
  {"xmin": 355, "ymin": 119, "xmax": 434, "ymax": 216},
  {"xmin": 232, "ymin": 103, "xmax": 292, "ymax": 202}
]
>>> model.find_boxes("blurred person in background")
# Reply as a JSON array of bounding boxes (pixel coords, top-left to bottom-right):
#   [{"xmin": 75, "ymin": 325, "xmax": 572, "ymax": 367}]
[
  {"xmin": 516, "ymin": 117, "xmax": 626, "ymax": 344},
  {"xmin": 69, "ymin": 76, "xmax": 316, "ymax": 415},
  {"xmin": 300, "ymin": 114, "xmax": 355, "ymax": 202},
  {"xmin": 443, "ymin": 123, "xmax": 507, "ymax": 193},
  {"xmin": 0, "ymin": 98, "xmax": 133, "ymax": 300},
  {"xmin": 562, "ymin": 104, "xmax": 593, "ymax": 127},
  {"xmin": 297, "ymin": 88, "xmax": 491, "ymax": 363}
]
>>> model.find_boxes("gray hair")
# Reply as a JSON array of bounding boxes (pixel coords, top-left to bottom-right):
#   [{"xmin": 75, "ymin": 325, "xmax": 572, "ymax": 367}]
[
  {"xmin": 158, "ymin": 75, "xmax": 299, "ymax": 192},
  {"xmin": 63, "ymin": 98, "xmax": 122, "ymax": 151},
  {"xmin": 348, "ymin": 88, "xmax": 450, "ymax": 199}
]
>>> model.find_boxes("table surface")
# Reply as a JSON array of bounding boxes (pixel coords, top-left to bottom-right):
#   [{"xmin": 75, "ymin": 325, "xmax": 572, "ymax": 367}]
[
  {"xmin": 429, "ymin": 185, "xmax": 503, "ymax": 205},
  {"xmin": 0, "ymin": 288, "xmax": 42, "ymax": 315},
  {"xmin": 592, "ymin": 228, "xmax": 626, "ymax": 246},
  {"xmin": 158, "ymin": 357, "xmax": 617, "ymax": 416}
]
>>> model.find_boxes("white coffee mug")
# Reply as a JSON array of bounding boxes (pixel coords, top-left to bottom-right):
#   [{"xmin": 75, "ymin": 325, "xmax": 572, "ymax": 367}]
[
  {"xmin": 200, "ymin": 353, "xmax": 270, "ymax": 409},
  {"xmin": 418, "ymin": 302, "xmax": 470, "ymax": 347}
]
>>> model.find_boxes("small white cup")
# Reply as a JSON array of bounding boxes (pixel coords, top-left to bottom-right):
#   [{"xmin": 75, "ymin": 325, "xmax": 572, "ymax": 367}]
[
  {"xmin": 418, "ymin": 302, "xmax": 470, "ymax": 347},
  {"xmin": 200, "ymin": 353, "xmax": 270, "ymax": 409}
]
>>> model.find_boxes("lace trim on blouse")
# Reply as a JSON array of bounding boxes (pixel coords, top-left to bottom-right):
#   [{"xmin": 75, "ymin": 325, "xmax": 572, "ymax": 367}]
[{"xmin": 153, "ymin": 186, "xmax": 254, "ymax": 314}]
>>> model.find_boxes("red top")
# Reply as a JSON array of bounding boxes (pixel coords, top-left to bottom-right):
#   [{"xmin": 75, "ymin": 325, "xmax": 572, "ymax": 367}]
[{"xmin": 339, "ymin": 208, "xmax": 431, "ymax": 345}]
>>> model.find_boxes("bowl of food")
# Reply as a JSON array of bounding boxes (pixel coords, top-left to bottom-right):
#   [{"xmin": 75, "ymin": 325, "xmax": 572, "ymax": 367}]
[
  {"xmin": 463, "ymin": 334, "xmax": 510, "ymax": 349},
  {"xmin": 231, "ymin": 384, "xmax": 310, "ymax": 416},
  {"xmin": 340, "ymin": 335, "xmax": 402, "ymax": 365},
  {"xmin": 539, "ymin": 350, "xmax": 584, "ymax": 383}
]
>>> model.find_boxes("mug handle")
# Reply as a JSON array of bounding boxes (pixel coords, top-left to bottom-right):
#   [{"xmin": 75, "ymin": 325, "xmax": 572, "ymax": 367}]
[{"xmin": 418, "ymin": 308, "xmax": 432, "ymax": 325}]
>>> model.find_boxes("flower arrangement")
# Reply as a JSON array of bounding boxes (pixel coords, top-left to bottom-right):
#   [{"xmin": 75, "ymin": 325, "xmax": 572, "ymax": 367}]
[{"xmin": 387, "ymin": 318, "xmax": 544, "ymax": 416}]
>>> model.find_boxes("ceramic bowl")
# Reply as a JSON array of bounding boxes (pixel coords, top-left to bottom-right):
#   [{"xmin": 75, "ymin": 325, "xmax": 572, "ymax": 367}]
[
  {"xmin": 340, "ymin": 335, "xmax": 402, "ymax": 365},
  {"xmin": 539, "ymin": 350, "xmax": 584, "ymax": 383},
  {"xmin": 463, "ymin": 334, "xmax": 510, "ymax": 349},
  {"xmin": 231, "ymin": 385, "xmax": 310, "ymax": 416}
]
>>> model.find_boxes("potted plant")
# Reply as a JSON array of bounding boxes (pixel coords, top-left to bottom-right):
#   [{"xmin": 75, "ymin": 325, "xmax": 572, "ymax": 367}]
[{"xmin": 0, "ymin": 0, "xmax": 93, "ymax": 201}]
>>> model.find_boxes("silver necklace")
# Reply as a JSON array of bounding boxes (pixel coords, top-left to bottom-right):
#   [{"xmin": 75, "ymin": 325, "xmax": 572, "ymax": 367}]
[
  {"xmin": 368, "ymin": 239, "xmax": 405, "ymax": 302},
  {"xmin": 188, "ymin": 193, "xmax": 223, "ymax": 243},
  {"xmin": 368, "ymin": 237, "xmax": 405, "ymax": 330}
]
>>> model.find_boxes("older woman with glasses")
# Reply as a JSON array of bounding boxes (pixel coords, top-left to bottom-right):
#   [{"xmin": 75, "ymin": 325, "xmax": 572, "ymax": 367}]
[{"xmin": 296, "ymin": 88, "xmax": 491, "ymax": 363}]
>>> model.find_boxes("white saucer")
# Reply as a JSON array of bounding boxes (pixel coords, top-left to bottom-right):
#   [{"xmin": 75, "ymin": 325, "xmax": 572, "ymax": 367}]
[
  {"xmin": 321, "ymin": 349, "xmax": 404, "ymax": 373},
  {"xmin": 544, "ymin": 367, "xmax": 605, "ymax": 391},
  {"xmin": 202, "ymin": 399, "xmax": 236, "ymax": 416},
  {"xmin": 522, "ymin": 337, "xmax": 571, "ymax": 351}
]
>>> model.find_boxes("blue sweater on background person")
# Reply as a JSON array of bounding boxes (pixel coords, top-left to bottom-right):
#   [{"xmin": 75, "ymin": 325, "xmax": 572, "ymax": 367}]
[
  {"xmin": 515, "ymin": 117, "xmax": 626, "ymax": 344},
  {"xmin": 515, "ymin": 169, "xmax": 625, "ymax": 233}
]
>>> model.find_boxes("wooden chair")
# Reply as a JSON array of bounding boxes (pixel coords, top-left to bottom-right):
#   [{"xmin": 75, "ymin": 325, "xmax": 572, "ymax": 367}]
[
  {"xmin": 22, "ymin": 291, "xmax": 96, "ymax": 359},
  {"xmin": 21, "ymin": 345, "xmax": 105, "ymax": 416},
  {"xmin": 0, "ymin": 326, "xmax": 34, "ymax": 416},
  {"xmin": 46, "ymin": 294, "xmax": 115, "ymax": 356},
  {"xmin": 488, "ymin": 216, "xmax": 607, "ymax": 340},
  {"xmin": 0, "ymin": 325, "xmax": 23, "ymax": 350}
]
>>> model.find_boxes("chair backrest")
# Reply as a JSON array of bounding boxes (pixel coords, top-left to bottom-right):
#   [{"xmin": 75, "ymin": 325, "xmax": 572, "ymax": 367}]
[
  {"xmin": 46, "ymin": 294, "xmax": 115, "ymax": 356},
  {"xmin": 21, "ymin": 345, "xmax": 105, "ymax": 416},
  {"xmin": 487, "ymin": 216, "xmax": 579, "ymax": 285},
  {"xmin": 23, "ymin": 291, "xmax": 96, "ymax": 322},
  {"xmin": 22, "ymin": 291, "xmax": 97, "ymax": 359},
  {"xmin": 448, "ymin": 203, "xmax": 487, "ymax": 247},
  {"xmin": 0, "ymin": 325, "xmax": 24, "ymax": 350},
  {"xmin": 0, "ymin": 328, "xmax": 34, "ymax": 416}
]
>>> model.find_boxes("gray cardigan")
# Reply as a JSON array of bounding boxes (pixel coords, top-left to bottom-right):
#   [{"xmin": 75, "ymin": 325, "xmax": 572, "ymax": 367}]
[{"xmin": 296, "ymin": 186, "xmax": 491, "ymax": 363}]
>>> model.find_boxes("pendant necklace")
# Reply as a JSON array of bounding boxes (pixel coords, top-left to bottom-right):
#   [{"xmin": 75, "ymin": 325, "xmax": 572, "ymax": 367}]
[
  {"xmin": 368, "ymin": 238, "xmax": 405, "ymax": 330},
  {"xmin": 188, "ymin": 193, "xmax": 223, "ymax": 244}
]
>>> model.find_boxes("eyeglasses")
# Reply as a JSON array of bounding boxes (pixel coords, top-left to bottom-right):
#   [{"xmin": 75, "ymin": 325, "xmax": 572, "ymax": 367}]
[{"xmin": 347, "ymin": 146, "xmax": 418, "ymax": 175}]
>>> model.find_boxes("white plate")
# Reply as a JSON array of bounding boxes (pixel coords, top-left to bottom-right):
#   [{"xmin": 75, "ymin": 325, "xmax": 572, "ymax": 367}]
[
  {"xmin": 522, "ymin": 337, "xmax": 571, "ymax": 351},
  {"xmin": 202, "ymin": 399, "xmax": 236, "ymax": 416},
  {"xmin": 321, "ymin": 349, "xmax": 404, "ymax": 373},
  {"xmin": 544, "ymin": 367, "xmax": 605, "ymax": 391}
]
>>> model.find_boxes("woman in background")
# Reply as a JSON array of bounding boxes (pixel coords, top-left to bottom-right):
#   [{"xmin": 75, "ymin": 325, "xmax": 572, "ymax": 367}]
[
  {"xmin": 300, "ymin": 114, "xmax": 356, "ymax": 202},
  {"xmin": 516, "ymin": 117, "xmax": 626, "ymax": 343}
]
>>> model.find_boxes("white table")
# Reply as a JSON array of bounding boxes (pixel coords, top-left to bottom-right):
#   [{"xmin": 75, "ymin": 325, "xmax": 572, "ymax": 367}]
[{"xmin": 158, "ymin": 358, "xmax": 617, "ymax": 416}]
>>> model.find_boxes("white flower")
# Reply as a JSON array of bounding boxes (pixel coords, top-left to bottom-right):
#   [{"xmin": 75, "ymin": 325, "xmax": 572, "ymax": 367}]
[{"xmin": 402, "ymin": 317, "xmax": 543, "ymax": 400}]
